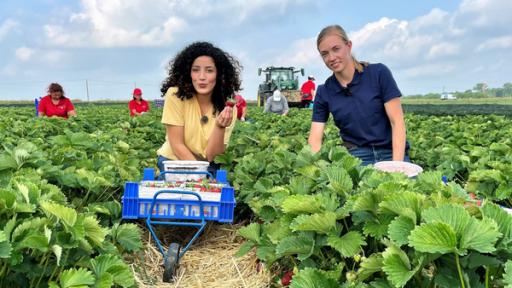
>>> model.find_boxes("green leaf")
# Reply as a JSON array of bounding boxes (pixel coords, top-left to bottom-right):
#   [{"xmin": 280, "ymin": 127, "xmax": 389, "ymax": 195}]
[
  {"xmin": 112, "ymin": 223, "xmax": 142, "ymax": 252},
  {"xmin": 379, "ymin": 191, "xmax": 426, "ymax": 223},
  {"xmin": 465, "ymin": 253, "xmax": 501, "ymax": 269},
  {"xmin": 234, "ymin": 241, "xmax": 254, "ymax": 258},
  {"xmin": 382, "ymin": 246, "xmax": 421, "ymax": 288},
  {"xmin": 276, "ymin": 235, "xmax": 315, "ymax": 260},
  {"xmin": 291, "ymin": 212, "xmax": 337, "ymax": 234},
  {"xmin": 238, "ymin": 223, "xmax": 261, "ymax": 244},
  {"xmin": 94, "ymin": 273, "xmax": 114, "ymax": 288},
  {"xmin": 83, "ymin": 216, "xmax": 107, "ymax": 247},
  {"xmin": 52, "ymin": 244, "xmax": 63, "ymax": 266},
  {"xmin": 59, "ymin": 268, "xmax": 95, "ymax": 288},
  {"xmin": 503, "ymin": 260, "xmax": 512, "ymax": 287},
  {"xmin": 481, "ymin": 202, "xmax": 512, "ymax": 242},
  {"xmin": 358, "ymin": 253, "xmax": 383, "ymax": 281},
  {"xmin": 408, "ymin": 222, "xmax": 457, "ymax": 254},
  {"xmin": 256, "ymin": 245, "xmax": 278, "ymax": 264},
  {"xmin": 90, "ymin": 254, "xmax": 134, "ymax": 287},
  {"xmin": 0, "ymin": 153, "xmax": 17, "ymax": 171},
  {"xmin": 87, "ymin": 201, "xmax": 121, "ymax": 218},
  {"xmin": 352, "ymin": 191, "xmax": 381, "ymax": 213},
  {"xmin": 388, "ymin": 216, "xmax": 415, "ymax": 246},
  {"xmin": 0, "ymin": 188, "xmax": 16, "ymax": 210},
  {"xmin": 421, "ymin": 204, "xmax": 470, "ymax": 236},
  {"xmin": 15, "ymin": 233, "xmax": 49, "ymax": 252},
  {"xmin": 323, "ymin": 166, "xmax": 353, "ymax": 195},
  {"xmin": 264, "ymin": 219, "xmax": 292, "ymax": 244},
  {"xmin": 288, "ymin": 177, "xmax": 315, "ymax": 195},
  {"xmin": 281, "ymin": 195, "xmax": 324, "ymax": 214},
  {"xmin": 257, "ymin": 205, "xmax": 278, "ymax": 222},
  {"xmin": 40, "ymin": 201, "xmax": 77, "ymax": 227},
  {"xmin": 459, "ymin": 217, "xmax": 500, "ymax": 254},
  {"xmin": 11, "ymin": 217, "xmax": 48, "ymax": 242},
  {"xmin": 433, "ymin": 265, "xmax": 464, "ymax": 288},
  {"xmin": 369, "ymin": 278, "xmax": 394, "ymax": 288},
  {"xmin": 0, "ymin": 231, "xmax": 12, "ymax": 258},
  {"xmin": 327, "ymin": 231, "xmax": 366, "ymax": 258},
  {"xmin": 363, "ymin": 214, "xmax": 394, "ymax": 239},
  {"xmin": 48, "ymin": 282, "xmax": 60, "ymax": 288},
  {"xmin": 289, "ymin": 268, "xmax": 339, "ymax": 288}
]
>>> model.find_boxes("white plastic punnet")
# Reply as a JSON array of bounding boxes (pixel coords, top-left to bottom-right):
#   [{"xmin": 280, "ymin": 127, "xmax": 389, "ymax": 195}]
[
  {"xmin": 162, "ymin": 160, "xmax": 210, "ymax": 182},
  {"xmin": 374, "ymin": 161, "xmax": 423, "ymax": 178}
]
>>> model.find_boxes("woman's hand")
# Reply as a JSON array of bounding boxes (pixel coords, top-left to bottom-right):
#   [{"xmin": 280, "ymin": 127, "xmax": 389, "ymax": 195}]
[
  {"xmin": 215, "ymin": 106, "xmax": 234, "ymax": 128},
  {"xmin": 206, "ymin": 106, "xmax": 234, "ymax": 161}
]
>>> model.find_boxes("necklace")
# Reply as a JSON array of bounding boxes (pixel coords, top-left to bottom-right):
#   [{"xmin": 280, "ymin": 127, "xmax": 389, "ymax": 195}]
[
  {"xmin": 200, "ymin": 115, "xmax": 208, "ymax": 124},
  {"xmin": 197, "ymin": 97, "xmax": 212, "ymax": 125}
]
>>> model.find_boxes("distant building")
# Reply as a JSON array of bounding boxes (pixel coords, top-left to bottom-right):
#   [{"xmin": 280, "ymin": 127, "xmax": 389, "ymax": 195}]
[{"xmin": 440, "ymin": 92, "xmax": 457, "ymax": 100}]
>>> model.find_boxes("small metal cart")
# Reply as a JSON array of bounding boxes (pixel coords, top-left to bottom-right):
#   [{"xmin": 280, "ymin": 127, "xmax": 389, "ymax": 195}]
[{"xmin": 122, "ymin": 168, "xmax": 236, "ymax": 282}]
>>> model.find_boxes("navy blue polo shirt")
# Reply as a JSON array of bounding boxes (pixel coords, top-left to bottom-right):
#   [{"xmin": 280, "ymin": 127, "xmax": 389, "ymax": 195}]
[{"xmin": 312, "ymin": 63, "xmax": 401, "ymax": 148}]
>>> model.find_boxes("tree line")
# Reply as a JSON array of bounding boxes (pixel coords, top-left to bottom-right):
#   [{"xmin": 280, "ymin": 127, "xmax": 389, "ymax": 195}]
[{"xmin": 407, "ymin": 82, "xmax": 512, "ymax": 98}]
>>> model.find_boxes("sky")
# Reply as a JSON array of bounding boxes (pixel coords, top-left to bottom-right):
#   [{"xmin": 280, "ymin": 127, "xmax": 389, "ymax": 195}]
[{"xmin": 0, "ymin": 0, "xmax": 511, "ymax": 101}]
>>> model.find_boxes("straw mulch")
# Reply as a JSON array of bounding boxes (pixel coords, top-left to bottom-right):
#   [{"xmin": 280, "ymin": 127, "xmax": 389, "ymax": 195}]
[{"xmin": 129, "ymin": 222, "xmax": 273, "ymax": 288}]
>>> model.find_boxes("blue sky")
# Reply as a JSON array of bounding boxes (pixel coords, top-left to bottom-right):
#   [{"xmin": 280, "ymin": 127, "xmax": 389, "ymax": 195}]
[{"xmin": 0, "ymin": 0, "xmax": 510, "ymax": 101}]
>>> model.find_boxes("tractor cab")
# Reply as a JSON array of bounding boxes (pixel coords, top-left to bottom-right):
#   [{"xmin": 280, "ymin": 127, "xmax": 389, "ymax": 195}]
[{"xmin": 257, "ymin": 66, "xmax": 305, "ymax": 107}]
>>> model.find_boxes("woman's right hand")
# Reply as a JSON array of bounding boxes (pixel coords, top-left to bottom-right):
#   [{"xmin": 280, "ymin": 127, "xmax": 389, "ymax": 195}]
[{"xmin": 216, "ymin": 106, "xmax": 234, "ymax": 128}]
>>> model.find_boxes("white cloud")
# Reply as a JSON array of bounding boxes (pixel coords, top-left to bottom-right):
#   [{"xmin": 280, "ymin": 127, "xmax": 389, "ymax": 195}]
[
  {"xmin": 457, "ymin": 0, "xmax": 512, "ymax": 29},
  {"xmin": 350, "ymin": 18, "xmax": 407, "ymax": 49},
  {"xmin": 411, "ymin": 8, "xmax": 449, "ymax": 30},
  {"xmin": 266, "ymin": 0, "xmax": 512, "ymax": 96},
  {"xmin": 16, "ymin": 45, "xmax": 65, "ymax": 64},
  {"xmin": 41, "ymin": 50, "xmax": 65, "ymax": 64},
  {"xmin": 0, "ymin": 19, "xmax": 17, "ymax": 41},
  {"xmin": 427, "ymin": 42, "xmax": 459, "ymax": 59},
  {"xmin": 273, "ymin": 37, "xmax": 318, "ymax": 67},
  {"xmin": 44, "ymin": 0, "xmax": 186, "ymax": 47},
  {"xmin": 477, "ymin": 36, "xmax": 512, "ymax": 51},
  {"xmin": 43, "ymin": 0, "xmax": 306, "ymax": 47},
  {"xmin": 402, "ymin": 63, "xmax": 456, "ymax": 78},
  {"xmin": 15, "ymin": 46, "xmax": 34, "ymax": 62}
]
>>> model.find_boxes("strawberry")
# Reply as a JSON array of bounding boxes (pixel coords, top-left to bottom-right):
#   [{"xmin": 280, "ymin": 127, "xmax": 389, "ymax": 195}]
[
  {"xmin": 281, "ymin": 270, "xmax": 294, "ymax": 286},
  {"xmin": 256, "ymin": 260, "xmax": 264, "ymax": 273},
  {"xmin": 226, "ymin": 97, "xmax": 236, "ymax": 108}
]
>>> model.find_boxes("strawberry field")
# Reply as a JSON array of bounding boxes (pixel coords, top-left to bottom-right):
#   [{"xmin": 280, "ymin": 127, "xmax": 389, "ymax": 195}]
[{"xmin": 1, "ymin": 104, "xmax": 512, "ymax": 287}]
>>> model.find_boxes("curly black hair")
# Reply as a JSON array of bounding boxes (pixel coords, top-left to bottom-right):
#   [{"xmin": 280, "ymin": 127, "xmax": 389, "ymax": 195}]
[{"xmin": 161, "ymin": 41, "xmax": 242, "ymax": 113}]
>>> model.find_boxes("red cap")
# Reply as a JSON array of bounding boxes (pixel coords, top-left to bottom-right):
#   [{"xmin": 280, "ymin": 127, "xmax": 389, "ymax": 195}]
[{"xmin": 133, "ymin": 88, "xmax": 142, "ymax": 95}]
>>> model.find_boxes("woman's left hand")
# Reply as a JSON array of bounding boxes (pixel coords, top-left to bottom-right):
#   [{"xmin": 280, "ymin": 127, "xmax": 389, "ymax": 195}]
[{"xmin": 216, "ymin": 106, "xmax": 234, "ymax": 128}]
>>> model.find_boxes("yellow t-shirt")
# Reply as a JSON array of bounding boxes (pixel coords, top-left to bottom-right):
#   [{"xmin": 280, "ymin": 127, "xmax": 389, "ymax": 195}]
[{"xmin": 157, "ymin": 87, "xmax": 236, "ymax": 161}]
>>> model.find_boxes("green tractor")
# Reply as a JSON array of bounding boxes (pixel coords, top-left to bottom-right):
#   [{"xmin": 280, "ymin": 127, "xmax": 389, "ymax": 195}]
[{"xmin": 257, "ymin": 66, "xmax": 305, "ymax": 107}]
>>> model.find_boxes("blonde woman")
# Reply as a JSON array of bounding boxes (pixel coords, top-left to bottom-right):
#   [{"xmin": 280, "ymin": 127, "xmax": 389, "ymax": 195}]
[{"xmin": 308, "ymin": 25, "xmax": 409, "ymax": 165}]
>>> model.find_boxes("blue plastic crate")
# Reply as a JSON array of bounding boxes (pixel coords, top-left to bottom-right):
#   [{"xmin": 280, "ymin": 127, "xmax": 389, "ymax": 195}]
[{"xmin": 122, "ymin": 168, "xmax": 235, "ymax": 223}]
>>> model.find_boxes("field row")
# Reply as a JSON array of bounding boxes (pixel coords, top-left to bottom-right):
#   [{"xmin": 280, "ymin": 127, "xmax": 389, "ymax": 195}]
[{"xmin": 0, "ymin": 105, "xmax": 511, "ymax": 287}]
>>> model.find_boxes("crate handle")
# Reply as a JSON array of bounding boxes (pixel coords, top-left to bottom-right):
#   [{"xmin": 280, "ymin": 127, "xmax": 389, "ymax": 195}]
[{"xmin": 147, "ymin": 189, "xmax": 205, "ymax": 221}]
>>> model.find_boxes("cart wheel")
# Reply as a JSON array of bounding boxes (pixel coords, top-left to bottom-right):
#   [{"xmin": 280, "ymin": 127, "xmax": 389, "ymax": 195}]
[{"xmin": 163, "ymin": 243, "xmax": 181, "ymax": 282}]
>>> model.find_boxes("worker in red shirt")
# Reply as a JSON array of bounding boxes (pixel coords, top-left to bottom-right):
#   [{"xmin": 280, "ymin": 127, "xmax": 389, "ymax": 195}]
[
  {"xmin": 300, "ymin": 75, "xmax": 316, "ymax": 108},
  {"xmin": 234, "ymin": 94, "xmax": 247, "ymax": 121},
  {"xmin": 129, "ymin": 88, "xmax": 150, "ymax": 116},
  {"xmin": 38, "ymin": 83, "xmax": 77, "ymax": 118}
]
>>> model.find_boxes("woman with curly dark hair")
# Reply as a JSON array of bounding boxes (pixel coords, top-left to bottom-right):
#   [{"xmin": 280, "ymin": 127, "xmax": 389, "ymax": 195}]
[{"xmin": 156, "ymin": 41, "xmax": 242, "ymax": 176}]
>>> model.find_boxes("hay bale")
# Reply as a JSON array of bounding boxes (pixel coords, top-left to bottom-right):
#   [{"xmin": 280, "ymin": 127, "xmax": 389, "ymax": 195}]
[{"xmin": 130, "ymin": 223, "xmax": 272, "ymax": 287}]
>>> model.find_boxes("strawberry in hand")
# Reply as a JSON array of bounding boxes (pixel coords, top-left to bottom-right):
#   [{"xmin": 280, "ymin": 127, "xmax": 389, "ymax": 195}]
[{"xmin": 226, "ymin": 97, "xmax": 236, "ymax": 108}]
